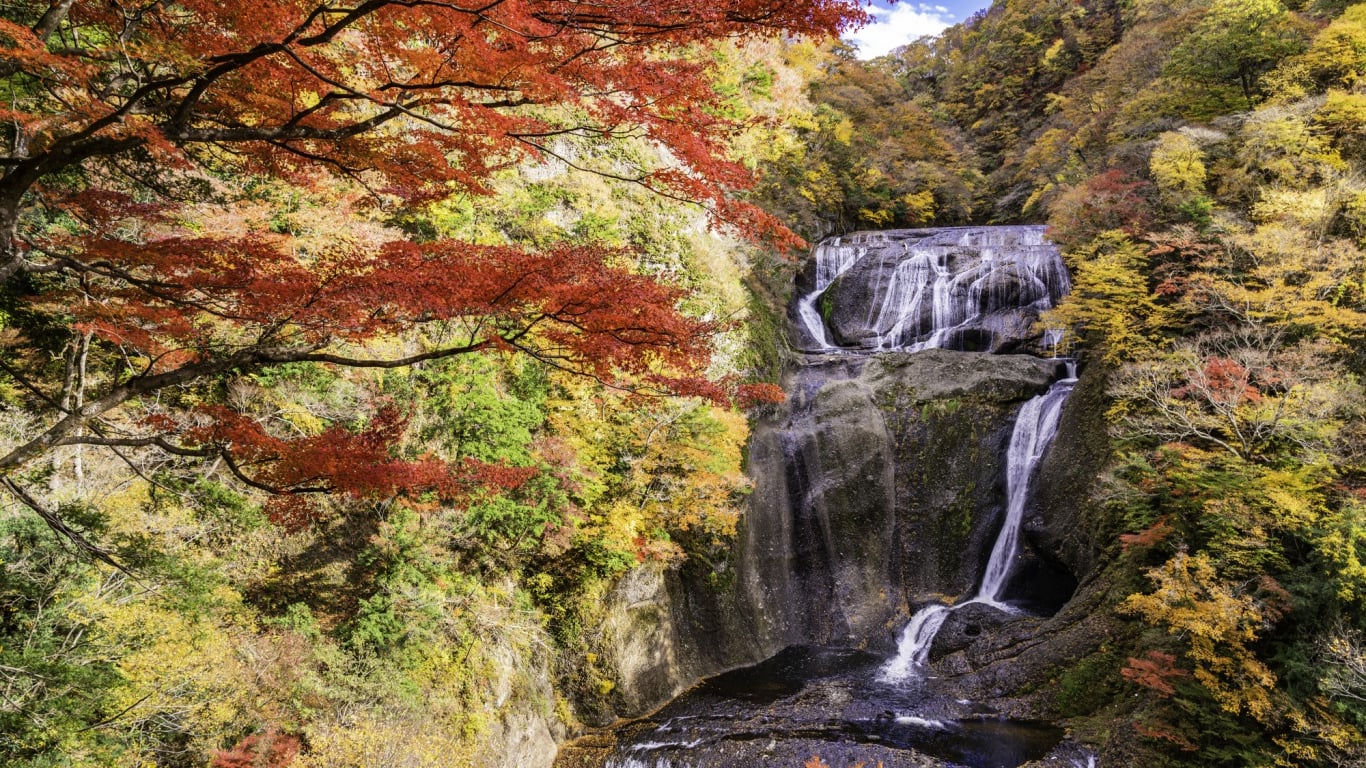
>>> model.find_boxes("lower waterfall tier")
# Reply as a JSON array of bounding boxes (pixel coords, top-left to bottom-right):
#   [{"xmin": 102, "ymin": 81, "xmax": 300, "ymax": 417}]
[
  {"xmin": 555, "ymin": 350, "xmax": 1112, "ymax": 767},
  {"xmin": 735, "ymin": 349, "xmax": 1073, "ymax": 652}
]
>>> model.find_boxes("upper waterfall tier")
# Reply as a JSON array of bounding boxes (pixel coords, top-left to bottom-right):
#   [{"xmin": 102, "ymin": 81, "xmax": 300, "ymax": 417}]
[{"xmin": 794, "ymin": 226, "xmax": 1070, "ymax": 354}]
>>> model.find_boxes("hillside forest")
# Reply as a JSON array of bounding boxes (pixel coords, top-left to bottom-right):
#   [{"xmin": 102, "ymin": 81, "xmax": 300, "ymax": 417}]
[{"xmin": 1, "ymin": 0, "xmax": 1365, "ymax": 766}]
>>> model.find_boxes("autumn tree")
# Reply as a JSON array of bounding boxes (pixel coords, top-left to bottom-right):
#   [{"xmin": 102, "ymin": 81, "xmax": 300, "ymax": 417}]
[
  {"xmin": 1110, "ymin": 332, "xmax": 1352, "ymax": 463},
  {"xmin": 0, "ymin": 1, "xmax": 860, "ymax": 532},
  {"xmin": 1262, "ymin": 3, "xmax": 1366, "ymax": 103},
  {"xmin": 1165, "ymin": 0, "xmax": 1309, "ymax": 108},
  {"xmin": 1149, "ymin": 131, "xmax": 1211, "ymax": 223},
  {"xmin": 1039, "ymin": 230, "xmax": 1168, "ymax": 363}
]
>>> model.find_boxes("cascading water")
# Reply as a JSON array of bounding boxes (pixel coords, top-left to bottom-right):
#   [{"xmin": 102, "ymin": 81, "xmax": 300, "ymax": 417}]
[
  {"xmin": 795, "ymin": 235, "xmax": 865, "ymax": 348},
  {"xmin": 794, "ymin": 226, "xmax": 1069, "ymax": 354},
  {"xmin": 980, "ymin": 379, "xmax": 1075, "ymax": 605},
  {"xmin": 562, "ymin": 226, "xmax": 1098, "ymax": 768},
  {"xmin": 881, "ymin": 374, "xmax": 1076, "ymax": 682},
  {"xmin": 878, "ymin": 603, "xmax": 952, "ymax": 680}
]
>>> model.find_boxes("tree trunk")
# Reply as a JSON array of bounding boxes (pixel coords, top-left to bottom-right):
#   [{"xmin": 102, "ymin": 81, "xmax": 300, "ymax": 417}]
[{"xmin": 0, "ymin": 203, "xmax": 20, "ymax": 282}]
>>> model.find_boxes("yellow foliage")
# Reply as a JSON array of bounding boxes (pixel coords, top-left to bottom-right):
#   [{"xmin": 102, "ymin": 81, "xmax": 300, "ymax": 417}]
[
  {"xmin": 1236, "ymin": 108, "xmax": 1345, "ymax": 188},
  {"xmin": 1314, "ymin": 499, "xmax": 1366, "ymax": 604},
  {"xmin": 1250, "ymin": 186, "xmax": 1334, "ymax": 230},
  {"xmin": 1265, "ymin": 4, "xmax": 1366, "ymax": 101},
  {"xmin": 899, "ymin": 190, "xmax": 937, "ymax": 226},
  {"xmin": 1150, "ymin": 131, "xmax": 1207, "ymax": 199},
  {"xmin": 798, "ymin": 164, "xmax": 844, "ymax": 211},
  {"xmin": 633, "ymin": 404, "xmax": 750, "ymax": 543},
  {"xmin": 1256, "ymin": 467, "xmax": 1328, "ymax": 531},
  {"xmin": 1122, "ymin": 552, "xmax": 1279, "ymax": 721},
  {"xmin": 831, "ymin": 115, "xmax": 855, "ymax": 145},
  {"xmin": 1315, "ymin": 90, "xmax": 1366, "ymax": 145},
  {"xmin": 1042, "ymin": 38, "xmax": 1066, "ymax": 65},
  {"xmin": 1221, "ymin": 223, "xmax": 1366, "ymax": 345},
  {"xmin": 544, "ymin": 376, "xmax": 750, "ymax": 565},
  {"xmin": 857, "ymin": 206, "xmax": 895, "ymax": 227},
  {"xmin": 296, "ymin": 712, "xmax": 478, "ymax": 768},
  {"xmin": 1040, "ymin": 232, "xmax": 1169, "ymax": 364},
  {"xmin": 1272, "ymin": 698, "xmax": 1365, "ymax": 767},
  {"xmin": 71, "ymin": 590, "xmax": 258, "ymax": 759}
]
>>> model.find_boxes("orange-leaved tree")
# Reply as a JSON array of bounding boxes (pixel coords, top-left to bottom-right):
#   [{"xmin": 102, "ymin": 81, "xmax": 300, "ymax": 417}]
[{"xmin": 0, "ymin": 0, "xmax": 862, "ymax": 538}]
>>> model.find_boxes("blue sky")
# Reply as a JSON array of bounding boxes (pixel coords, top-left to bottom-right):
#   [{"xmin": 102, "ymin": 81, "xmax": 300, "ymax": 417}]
[{"xmin": 846, "ymin": 0, "xmax": 993, "ymax": 58}]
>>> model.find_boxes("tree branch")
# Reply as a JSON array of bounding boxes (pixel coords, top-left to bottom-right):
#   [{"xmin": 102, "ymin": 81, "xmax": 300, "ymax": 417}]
[{"xmin": 0, "ymin": 478, "xmax": 139, "ymax": 579}]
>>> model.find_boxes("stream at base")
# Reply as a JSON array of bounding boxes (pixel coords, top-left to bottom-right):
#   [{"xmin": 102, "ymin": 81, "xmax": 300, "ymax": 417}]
[{"xmin": 591, "ymin": 645, "xmax": 1080, "ymax": 768}]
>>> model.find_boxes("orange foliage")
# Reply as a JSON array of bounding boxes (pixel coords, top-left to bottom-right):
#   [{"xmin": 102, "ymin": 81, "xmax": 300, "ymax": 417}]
[
  {"xmin": 1047, "ymin": 170, "xmax": 1156, "ymax": 246},
  {"xmin": 211, "ymin": 730, "xmax": 300, "ymax": 768},
  {"xmin": 6, "ymin": 0, "xmax": 864, "ymax": 245},
  {"xmin": 1123, "ymin": 650, "xmax": 1191, "ymax": 697},
  {"xmin": 1120, "ymin": 516, "xmax": 1176, "ymax": 551},
  {"xmin": 734, "ymin": 382, "xmax": 787, "ymax": 409},
  {"xmin": 0, "ymin": 0, "xmax": 864, "ymax": 504},
  {"xmin": 1134, "ymin": 719, "xmax": 1201, "ymax": 752}
]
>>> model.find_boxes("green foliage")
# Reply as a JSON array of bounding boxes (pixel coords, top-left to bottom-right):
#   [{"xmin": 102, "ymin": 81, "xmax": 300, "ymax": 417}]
[
  {"xmin": 1056, "ymin": 648, "xmax": 1126, "ymax": 717},
  {"xmin": 409, "ymin": 353, "xmax": 546, "ymax": 465},
  {"xmin": 1165, "ymin": 0, "xmax": 1310, "ymax": 108},
  {"xmin": 0, "ymin": 514, "xmax": 122, "ymax": 763},
  {"xmin": 1264, "ymin": 3, "xmax": 1366, "ymax": 101}
]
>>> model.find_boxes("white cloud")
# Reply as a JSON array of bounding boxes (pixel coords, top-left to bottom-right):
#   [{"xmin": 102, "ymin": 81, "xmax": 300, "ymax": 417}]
[{"xmin": 846, "ymin": 3, "xmax": 954, "ymax": 59}]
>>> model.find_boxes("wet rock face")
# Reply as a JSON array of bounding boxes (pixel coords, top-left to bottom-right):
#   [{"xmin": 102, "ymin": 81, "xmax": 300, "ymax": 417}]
[
  {"xmin": 730, "ymin": 349, "xmax": 1064, "ymax": 656},
  {"xmin": 737, "ymin": 357, "xmax": 898, "ymax": 652},
  {"xmin": 595, "ymin": 348, "xmax": 1070, "ymax": 716},
  {"xmin": 932, "ymin": 603, "xmax": 1035, "ymax": 663}
]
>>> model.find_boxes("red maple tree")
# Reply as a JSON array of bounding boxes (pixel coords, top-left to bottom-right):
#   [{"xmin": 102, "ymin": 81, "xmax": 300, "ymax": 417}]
[
  {"xmin": 211, "ymin": 730, "xmax": 300, "ymax": 768},
  {"xmin": 0, "ymin": 1, "xmax": 862, "ymax": 530}
]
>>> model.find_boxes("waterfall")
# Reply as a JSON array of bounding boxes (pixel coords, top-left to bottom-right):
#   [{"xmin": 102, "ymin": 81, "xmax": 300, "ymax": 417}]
[
  {"xmin": 979, "ymin": 378, "xmax": 1075, "ymax": 605},
  {"xmin": 1042, "ymin": 328, "xmax": 1064, "ymax": 357},
  {"xmin": 796, "ymin": 226, "xmax": 1080, "ymax": 680},
  {"xmin": 878, "ymin": 603, "xmax": 952, "ymax": 681},
  {"xmin": 794, "ymin": 226, "xmax": 1070, "ymax": 353},
  {"xmin": 882, "ymin": 373, "xmax": 1076, "ymax": 681},
  {"xmin": 795, "ymin": 236, "xmax": 867, "ymax": 350},
  {"xmin": 572, "ymin": 225, "xmax": 1088, "ymax": 768}
]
